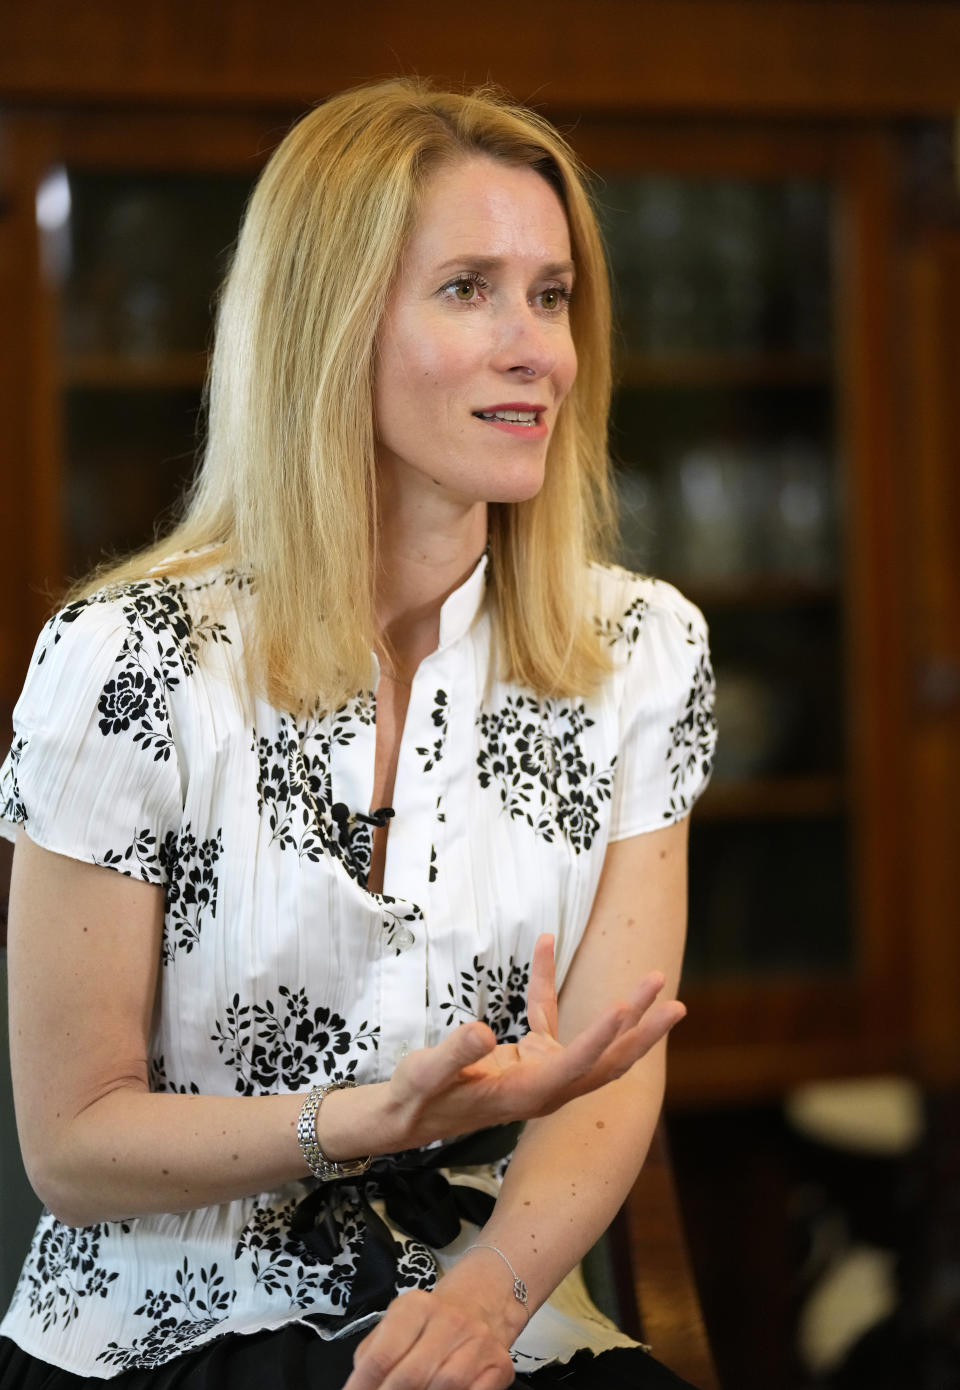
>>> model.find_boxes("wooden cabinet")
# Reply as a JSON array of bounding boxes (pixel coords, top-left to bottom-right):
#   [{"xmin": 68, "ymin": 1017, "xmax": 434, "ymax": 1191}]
[{"xmin": 0, "ymin": 98, "xmax": 956, "ymax": 1105}]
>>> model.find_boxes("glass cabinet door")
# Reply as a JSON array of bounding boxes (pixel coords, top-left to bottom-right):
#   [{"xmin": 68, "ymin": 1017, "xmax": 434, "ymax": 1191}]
[
  {"xmin": 47, "ymin": 161, "xmax": 850, "ymax": 985},
  {"xmin": 597, "ymin": 173, "xmax": 849, "ymax": 981},
  {"xmin": 45, "ymin": 169, "xmax": 254, "ymax": 580}
]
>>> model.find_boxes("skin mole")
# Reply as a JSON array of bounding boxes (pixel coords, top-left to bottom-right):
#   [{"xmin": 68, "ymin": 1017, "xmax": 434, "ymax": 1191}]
[{"xmin": 596, "ymin": 1120, "xmax": 605, "ymax": 1129}]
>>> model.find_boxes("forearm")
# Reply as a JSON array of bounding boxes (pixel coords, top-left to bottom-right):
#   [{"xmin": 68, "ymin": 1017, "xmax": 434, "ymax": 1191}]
[
  {"xmin": 30, "ymin": 1078, "xmax": 401, "ymax": 1228},
  {"xmin": 435, "ymin": 1052, "xmax": 667, "ymax": 1342}
]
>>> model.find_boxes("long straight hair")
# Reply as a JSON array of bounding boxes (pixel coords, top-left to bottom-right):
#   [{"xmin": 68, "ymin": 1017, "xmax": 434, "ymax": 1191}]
[{"xmin": 78, "ymin": 78, "xmax": 616, "ymax": 710}]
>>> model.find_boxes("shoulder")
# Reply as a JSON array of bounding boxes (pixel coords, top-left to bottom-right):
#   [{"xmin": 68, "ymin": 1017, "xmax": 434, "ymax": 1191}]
[
  {"xmin": 586, "ymin": 563, "xmax": 709, "ymax": 663},
  {"xmin": 28, "ymin": 562, "xmax": 250, "ymax": 693}
]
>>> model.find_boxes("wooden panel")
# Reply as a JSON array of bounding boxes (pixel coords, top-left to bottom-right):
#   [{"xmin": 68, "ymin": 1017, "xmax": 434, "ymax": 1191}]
[
  {"xmin": 668, "ymin": 975, "xmax": 909, "ymax": 1106},
  {"xmin": 0, "ymin": 116, "xmax": 62, "ymax": 728},
  {"xmin": 833, "ymin": 130, "xmax": 914, "ymax": 1042},
  {"xmin": 1, "ymin": 1, "xmax": 960, "ymax": 116},
  {"xmin": 55, "ymin": 111, "xmax": 290, "ymax": 172},
  {"xmin": 901, "ymin": 233, "xmax": 960, "ymax": 1086}
]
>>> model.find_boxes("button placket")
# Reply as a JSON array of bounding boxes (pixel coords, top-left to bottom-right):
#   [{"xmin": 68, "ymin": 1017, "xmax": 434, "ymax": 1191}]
[{"xmin": 375, "ymin": 651, "xmax": 453, "ymax": 1075}]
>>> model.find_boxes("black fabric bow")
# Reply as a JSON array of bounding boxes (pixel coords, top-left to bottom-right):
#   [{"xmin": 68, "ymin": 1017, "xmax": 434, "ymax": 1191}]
[{"xmin": 288, "ymin": 1123, "xmax": 522, "ymax": 1320}]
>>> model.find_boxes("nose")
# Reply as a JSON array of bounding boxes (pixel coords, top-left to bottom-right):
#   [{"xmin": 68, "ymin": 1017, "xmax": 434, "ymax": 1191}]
[{"xmin": 490, "ymin": 300, "xmax": 559, "ymax": 381}]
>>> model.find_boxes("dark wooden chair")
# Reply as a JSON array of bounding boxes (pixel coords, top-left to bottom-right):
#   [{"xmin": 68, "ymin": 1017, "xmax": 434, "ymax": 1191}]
[
  {"xmin": 609, "ymin": 1120, "xmax": 720, "ymax": 1389},
  {"xmin": 0, "ymin": 836, "xmax": 718, "ymax": 1386}
]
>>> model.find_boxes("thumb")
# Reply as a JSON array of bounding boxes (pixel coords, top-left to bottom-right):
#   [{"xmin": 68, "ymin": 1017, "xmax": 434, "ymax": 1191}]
[
  {"xmin": 449, "ymin": 1020, "xmax": 497, "ymax": 1067},
  {"xmin": 397, "ymin": 1021, "xmax": 497, "ymax": 1104}
]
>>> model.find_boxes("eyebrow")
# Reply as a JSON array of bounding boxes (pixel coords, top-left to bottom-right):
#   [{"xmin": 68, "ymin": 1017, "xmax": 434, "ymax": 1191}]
[{"xmin": 433, "ymin": 255, "xmax": 576, "ymax": 280}]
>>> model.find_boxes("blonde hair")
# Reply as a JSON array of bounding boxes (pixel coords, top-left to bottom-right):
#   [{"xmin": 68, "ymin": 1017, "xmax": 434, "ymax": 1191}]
[{"xmin": 79, "ymin": 77, "xmax": 616, "ymax": 710}]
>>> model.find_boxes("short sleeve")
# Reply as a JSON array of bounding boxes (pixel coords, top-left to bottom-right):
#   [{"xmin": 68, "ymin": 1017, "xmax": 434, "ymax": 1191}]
[
  {"xmin": 0, "ymin": 596, "xmax": 182, "ymax": 883},
  {"xmin": 607, "ymin": 582, "xmax": 717, "ymax": 840}
]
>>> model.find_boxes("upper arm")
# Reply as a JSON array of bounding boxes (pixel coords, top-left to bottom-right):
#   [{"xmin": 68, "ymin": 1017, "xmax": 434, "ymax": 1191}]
[
  {"xmin": 8, "ymin": 828, "xmax": 164, "ymax": 1195},
  {"xmin": 556, "ymin": 818, "xmax": 689, "ymax": 1046},
  {"xmin": 554, "ymin": 577, "xmax": 713, "ymax": 1048}
]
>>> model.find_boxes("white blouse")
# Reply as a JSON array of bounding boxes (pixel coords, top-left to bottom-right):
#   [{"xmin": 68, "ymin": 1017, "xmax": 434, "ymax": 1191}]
[{"xmin": 0, "ymin": 554, "xmax": 715, "ymax": 1379}]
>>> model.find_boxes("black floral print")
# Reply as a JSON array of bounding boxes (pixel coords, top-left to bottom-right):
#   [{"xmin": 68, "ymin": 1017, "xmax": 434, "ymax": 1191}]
[
  {"xmin": 96, "ymin": 826, "xmax": 177, "ymax": 883},
  {"xmin": 148, "ymin": 1053, "xmax": 200, "ymax": 1095},
  {"xmin": 98, "ymin": 663, "xmax": 156, "ymax": 735},
  {"xmin": 593, "ymin": 593, "xmax": 648, "ymax": 650},
  {"xmin": 380, "ymin": 896, "xmax": 423, "ymax": 954},
  {"xmin": 415, "ymin": 688, "xmax": 449, "ymax": 772},
  {"xmin": 476, "ymin": 694, "xmax": 615, "ymax": 853},
  {"xmin": 395, "ymin": 1238, "xmax": 439, "ymax": 1290},
  {"xmin": 441, "ymin": 954, "xmax": 531, "ymax": 1043},
  {"xmin": 96, "ymin": 638, "xmax": 174, "ymax": 763},
  {"xmin": 14, "ymin": 1214, "xmax": 126, "ymax": 1334},
  {"xmin": 237, "ymin": 1196, "xmax": 365, "ymax": 1309},
  {"xmin": 254, "ymin": 696, "xmax": 375, "ymax": 884},
  {"xmin": 664, "ymin": 636, "xmax": 717, "ymax": 821},
  {"xmin": 95, "ymin": 824, "xmax": 222, "ymax": 964},
  {"xmin": 0, "ymin": 734, "xmax": 26, "ymax": 824},
  {"xmin": 97, "ymin": 1258, "xmax": 236, "ymax": 1371},
  {"xmin": 34, "ymin": 576, "xmax": 234, "ymax": 772},
  {"xmin": 211, "ymin": 987, "xmax": 379, "ymax": 1095},
  {"xmin": 162, "ymin": 827, "xmax": 223, "ymax": 963}
]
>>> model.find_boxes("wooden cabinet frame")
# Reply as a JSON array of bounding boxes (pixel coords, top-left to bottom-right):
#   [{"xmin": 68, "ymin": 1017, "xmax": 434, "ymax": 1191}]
[{"xmin": 0, "ymin": 106, "xmax": 950, "ymax": 1103}]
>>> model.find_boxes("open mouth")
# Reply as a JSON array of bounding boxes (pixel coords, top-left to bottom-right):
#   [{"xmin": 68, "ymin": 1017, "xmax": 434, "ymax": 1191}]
[{"xmin": 472, "ymin": 409, "xmax": 541, "ymax": 427}]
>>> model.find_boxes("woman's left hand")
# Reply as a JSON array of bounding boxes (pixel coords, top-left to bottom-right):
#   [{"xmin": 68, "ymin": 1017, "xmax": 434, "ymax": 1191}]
[{"xmin": 343, "ymin": 1288, "xmax": 516, "ymax": 1390}]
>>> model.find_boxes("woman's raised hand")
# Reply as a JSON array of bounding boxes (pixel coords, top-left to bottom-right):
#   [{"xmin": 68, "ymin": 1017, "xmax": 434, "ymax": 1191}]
[{"xmin": 383, "ymin": 933, "xmax": 684, "ymax": 1149}]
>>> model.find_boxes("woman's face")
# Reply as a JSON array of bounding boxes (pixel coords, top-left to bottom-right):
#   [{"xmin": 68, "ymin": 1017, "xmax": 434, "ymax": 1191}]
[{"xmin": 373, "ymin": 155, "xmax": 578, "ymax": 513}]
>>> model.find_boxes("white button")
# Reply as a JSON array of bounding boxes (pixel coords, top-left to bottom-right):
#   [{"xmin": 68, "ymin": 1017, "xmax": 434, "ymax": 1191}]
[
  {"xmin": 394, "ymin": 1041, "xmax": 411, "ymax": 1063},
  {"xmin": 396, "ymin": 928, "xmax": 415, "ymax": 950}
]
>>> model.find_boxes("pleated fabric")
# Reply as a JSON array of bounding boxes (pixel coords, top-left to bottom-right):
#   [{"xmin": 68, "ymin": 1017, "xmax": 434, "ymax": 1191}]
[{"xmin": 0, "ymin": 556, "xmax": 715, "ymax": 1378}]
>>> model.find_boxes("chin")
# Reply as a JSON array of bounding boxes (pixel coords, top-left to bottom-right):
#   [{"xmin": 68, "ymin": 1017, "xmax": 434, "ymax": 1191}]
[{"xmin": 476, "ymin": 461, "xmax": 547, "ymax": 506}]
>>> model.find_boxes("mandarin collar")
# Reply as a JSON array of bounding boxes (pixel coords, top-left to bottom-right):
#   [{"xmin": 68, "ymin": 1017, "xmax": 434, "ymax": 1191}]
[
  {"xmin": 368, "ymin": 550, "xmax": 489, "ymax": 688},
  {"xmin": 437, "ymin": 549, "xmax": 489, "ymax": 649}
]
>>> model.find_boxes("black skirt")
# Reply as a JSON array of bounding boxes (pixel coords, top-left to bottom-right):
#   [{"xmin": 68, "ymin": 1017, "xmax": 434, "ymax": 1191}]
[{"xmin": 0, "ymin": 1328, "xmax": 700, "ymax": 1388}]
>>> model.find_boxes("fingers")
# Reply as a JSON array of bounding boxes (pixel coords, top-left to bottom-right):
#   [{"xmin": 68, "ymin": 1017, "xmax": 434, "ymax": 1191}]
[
  {"xmin": 600, "ymin": 997, "xmax": 686, "ymax": 1077},
  {"xmin": 344, "ymin": 1296, "xmax": 425, "ymax": 1389},
  {"xmin": 524, "ymin": 933, "xmax": 558, "ymax": 1038},
  {"xmin": 538, "ymin": 973, "xmax": 682, "ymax": 1102},
  {"xmin": 344, "ymin": 1290, "xmax": 514, "ymax": 1390},
  {"xmin": 423, "ymin": 1340, "xmax": 515, "ymax": 1390},
  {"xmin": 398, "ymin": 1021, "xmax": 498, "ymax": 1100}
]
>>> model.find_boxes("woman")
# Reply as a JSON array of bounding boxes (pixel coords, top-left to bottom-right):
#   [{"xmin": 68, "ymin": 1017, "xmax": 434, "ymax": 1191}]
[{"xmin": 0, "ymin": 79, "xmax": 716, "ymax": 1389}]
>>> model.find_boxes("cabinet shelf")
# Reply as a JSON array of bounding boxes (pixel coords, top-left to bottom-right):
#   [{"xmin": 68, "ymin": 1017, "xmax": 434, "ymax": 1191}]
[
  {"xmin": 668, "ymin": 577, "xmax": 839, "ymax": 610},
  {"xmin": 698, "ymin": 774, "xmax": 846, "ymax": 821},
  {"xmin": 62, "ymin": 352, "xmax": 209, "ymax": 389},
  {"xmin": 616, "ymin": 352, "xmax": 832, "ymax": 390}
]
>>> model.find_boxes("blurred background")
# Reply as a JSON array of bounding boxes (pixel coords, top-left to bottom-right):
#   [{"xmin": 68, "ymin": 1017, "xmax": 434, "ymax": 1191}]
[{"xmin": 0, "ymin": 2, "xmax": 959, "ymax": 1386}]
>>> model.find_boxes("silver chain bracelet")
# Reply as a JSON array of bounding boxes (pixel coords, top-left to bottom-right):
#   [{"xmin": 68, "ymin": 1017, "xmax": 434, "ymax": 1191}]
[{"xmin": 471, "ymin": 1243, "xmax": 529, "ymax": 1317}]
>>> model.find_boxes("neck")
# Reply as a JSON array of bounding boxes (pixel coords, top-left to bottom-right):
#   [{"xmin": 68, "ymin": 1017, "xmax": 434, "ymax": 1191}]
[{"xmin": 374, "ymin": 486, "xmax": 487, "ymax": 680}]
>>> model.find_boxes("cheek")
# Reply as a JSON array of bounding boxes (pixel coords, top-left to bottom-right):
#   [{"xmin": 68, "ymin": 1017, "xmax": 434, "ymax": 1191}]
[
  {"xmin": 557, "ymin": 338, "xmax": 578, "ymax": 402},
  {"xmin": 390, "ymin": 303, "xmax": 483, "ymax": 385},
  {"xmin": 408, "ymin": 331, "xmax": 478, "ymax": 390}
]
